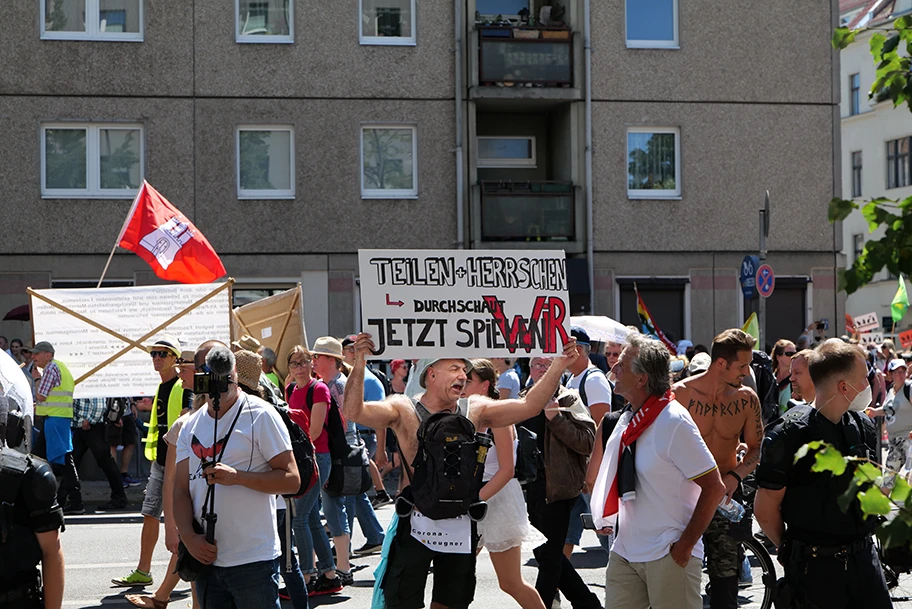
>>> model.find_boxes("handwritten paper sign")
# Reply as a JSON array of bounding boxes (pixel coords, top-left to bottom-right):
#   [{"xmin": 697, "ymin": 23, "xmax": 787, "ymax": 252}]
[
  {"xmin": 853, "ymin": 312, "xmax": 880, "ymax": 333},
  {"xmin": 358, "ymin": 249, "xmax": 571, "ymax": 359},
  {"xmin": 899, "ymin": 329, "xmax": 912, "ymax": 350},
  {"xmin": 859, "ymin": 331, "xmax": 884, "ymax": 346}
]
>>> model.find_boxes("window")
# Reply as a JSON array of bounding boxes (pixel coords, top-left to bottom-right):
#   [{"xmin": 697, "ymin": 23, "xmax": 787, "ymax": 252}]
[
  {"xmin": 850, "ymin": 73, "xmax": 861, "ymax": 116},
  {"xmin": 627, "ymin": 127, "xmax": 680, "ymax": 198},
  {"xmin": 853, "ymin": 234, "xmax": 864, "ymax": 263},
  {"xmin": 477, "ymin": 136, "xmax": 536, "ymax": 167},
  {"xmin": 887, "ymin": 137, "xmax": 912, "ymax": 189},
  {"xmin": 237, "ymin": 0, "xmax": 293, "ymax": 42},
  {"xmin": 477, "ymin": 0, "xmax": 530, "ymax": 19},
  {"xmin": 41, "ymin": 0, "xmax": 142, "ymax": 41},
  {"xmin": 626, "ymin": 0, "xmax": 677, "ymax": 48},
  {"xmin": 851, "ymin": 151, "xmax": 863, "ymax": 197},
  {"xmin": 360, "ymin": 0, "xmax": 415, "ymax": 45},
  {"xmin": 42, "ymin": 123, "xmax": 143, "ymax": 198},
  {"xmin": 237, "ymin": 127, "xmax": 295, "ymax": 199},
  {"xmin": 361, "ymin": 125, "xmax": 417, "ymax": 198}
]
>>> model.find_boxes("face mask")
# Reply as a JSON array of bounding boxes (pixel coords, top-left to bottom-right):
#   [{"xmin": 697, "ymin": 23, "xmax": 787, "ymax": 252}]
[{"xmin": 846, "ymin": 383, "xmax": 872, "ymax": 412}]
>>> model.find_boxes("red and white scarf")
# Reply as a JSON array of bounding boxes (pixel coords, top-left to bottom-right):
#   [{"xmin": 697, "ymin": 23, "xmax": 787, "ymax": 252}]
[{"xmin": 590, "ymin": 390, "xmax": 674, "ymax": 528}]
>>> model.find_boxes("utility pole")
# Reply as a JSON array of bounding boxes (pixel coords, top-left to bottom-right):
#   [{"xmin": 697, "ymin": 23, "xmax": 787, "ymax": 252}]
[{"xmin": 758, "ymin": 190, "xmax": 770, "ymax": 351}]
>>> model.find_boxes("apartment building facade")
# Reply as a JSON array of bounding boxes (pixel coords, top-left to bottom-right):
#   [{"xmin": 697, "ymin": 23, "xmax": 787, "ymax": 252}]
[{"xmin": 0, "ymin": 0, "xmax": 842, "ymax": 349}]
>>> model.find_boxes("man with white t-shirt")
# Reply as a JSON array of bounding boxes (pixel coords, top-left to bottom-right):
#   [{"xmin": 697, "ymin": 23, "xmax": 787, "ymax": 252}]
[
  {"xmin": 589, "ymin": 334, "xmax": 725, "ymax": 609},
  {"xmin": 173, "ymin": 343, "xmax": 300, "ymax": 609}
]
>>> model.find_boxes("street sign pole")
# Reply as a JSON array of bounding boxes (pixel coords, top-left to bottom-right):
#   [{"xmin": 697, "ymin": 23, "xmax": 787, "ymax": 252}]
[{"xmin": 758, "ymin": 191, "xmax": 770, "ymax": 351}]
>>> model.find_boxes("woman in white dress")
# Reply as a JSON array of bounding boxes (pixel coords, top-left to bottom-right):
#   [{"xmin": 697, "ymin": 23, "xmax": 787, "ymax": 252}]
[{"xmin": 464, "ymin": 359, "xmax": 547, "ymax": 609}]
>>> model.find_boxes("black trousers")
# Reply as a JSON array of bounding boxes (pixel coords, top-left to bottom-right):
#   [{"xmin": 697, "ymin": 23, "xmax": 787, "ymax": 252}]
[
  {"xmin": 783, "ymin": 540, "xmax": 891, "ymax": 608},
  {"xmin": 73, "ymin": 424, "xmax": 126, "ymax": 503},
  {"xmin": 525, "ymin": 481, "xmax": 602, "ymax": 609},
  {"xmin": 32, "ymin": 427, "xmax": 80, "ymax": 509}
]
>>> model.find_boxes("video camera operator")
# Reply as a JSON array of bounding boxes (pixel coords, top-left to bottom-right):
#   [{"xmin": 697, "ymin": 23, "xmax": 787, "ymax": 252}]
[
  {"xmin": 0, "ymin": 383, "xmax": 65, "ymax": 609},
  {"xmin": 172, "ymin": 341, "xmax": 300, "ymax": 609}
]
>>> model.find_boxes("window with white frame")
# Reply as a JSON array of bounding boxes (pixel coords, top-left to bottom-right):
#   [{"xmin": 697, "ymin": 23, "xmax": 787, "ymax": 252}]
[
  {"xmin": 237, "ymin": 127, "xmax": 295, "ymax": 199},
  {"xmin": 477, "ymin": 136, "xmax": 536, "ymax": 168},
  {"xmin": 237, "ymin": 0, "xmax": 293, "ymax": 42},
  {"xmin": 851, "ymin": 151, "xmax": 862, "ymax": 197},
  {"xmin": 360, "ymin": 0, "xmax": 415, "ymax": 45},
  {"xmin": 627, "ymin": 127, "xmax": 680, "ymax": 198},
  {"xmin": 42, "ymin": 123, "xmax": 143, "ymax": 198},
  {"xmin": 41, "ymin": 0, "xmax": 143, "ymax": 41},
  {"xmin": 626, "ymin": 0, "xmax": 677, "ymax": 48},
  {"xmin": 361, "ymin": 126, "xmax": 417, "ymax": 198}
]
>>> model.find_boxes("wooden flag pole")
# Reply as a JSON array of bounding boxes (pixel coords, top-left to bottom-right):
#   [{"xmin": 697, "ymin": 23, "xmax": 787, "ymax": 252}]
[{"xmin": 272, "ymin": 285, "xmax": 301, "ymax": 357}]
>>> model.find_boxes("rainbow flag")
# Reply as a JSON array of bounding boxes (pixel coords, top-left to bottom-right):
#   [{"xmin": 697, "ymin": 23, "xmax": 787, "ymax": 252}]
[{"xmin": 635, "ymin": 285, "xmax": 677, "ymax": 354}]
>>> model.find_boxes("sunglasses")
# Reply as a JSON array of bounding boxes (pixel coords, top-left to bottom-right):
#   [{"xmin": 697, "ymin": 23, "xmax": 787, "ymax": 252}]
[
  {"xmin": 289, "ymin": 359, "xmax": 312, "ymax": 369},
  {"xmin": 150, "ymin": 350, "xmax": 173, "ymax": 359},
  {"xmin": 784, "ymin": 351, "xmax": 797, "ymax": 357},
  {"xmin": 607, "ymin": 352, "xmax": 622, "ymax": 357}
]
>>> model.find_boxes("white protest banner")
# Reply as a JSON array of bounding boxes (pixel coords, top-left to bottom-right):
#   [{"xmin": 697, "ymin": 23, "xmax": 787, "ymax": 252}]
[
  {"xmin": 853, "ymin": 311, "xmax": 880, "ymax": 333},
  {"xmin": 859, "ymin": 331, "xmax": 884, "ymax": 346},
  {"xmin": 31, "ymin": 283, "xmax": 231, "ymax": 398},
  {"xmin": 359, "ymin": 249, "xmax": 571, "ymax": 359}
]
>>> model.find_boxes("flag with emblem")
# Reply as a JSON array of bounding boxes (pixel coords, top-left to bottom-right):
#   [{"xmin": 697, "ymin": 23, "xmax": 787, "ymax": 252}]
[{"xmin": 117, "ymin": 181, "xmax": 226, "ymax": 284}]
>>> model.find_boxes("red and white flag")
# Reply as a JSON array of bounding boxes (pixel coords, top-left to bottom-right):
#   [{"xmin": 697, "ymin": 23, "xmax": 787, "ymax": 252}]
[{"xmin": 117, "ymin": 181, "xmax": 226, "ymax": 284}]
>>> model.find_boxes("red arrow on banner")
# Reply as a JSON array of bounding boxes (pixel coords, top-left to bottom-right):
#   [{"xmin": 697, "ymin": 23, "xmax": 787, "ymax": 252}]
[{"xmin": 386, "ymin": 294, "xmax": 404, "ymax": 307}]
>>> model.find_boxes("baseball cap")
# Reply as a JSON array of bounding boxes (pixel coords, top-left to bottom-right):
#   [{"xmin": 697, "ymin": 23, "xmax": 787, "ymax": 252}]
[
  {"xmin": 145, "ymin": 335, "xmax": 181, "ymax": 358},
  {"xmin": 670, "ymin": 358, "xmax": 686, "ymax": 374},
  {"xmin": 570, "ymin": 326, "xmax": 590, "ymax": 346},
  {"xmin": 341, "ymin": 335, "xmax": 357, "ymax": 349},
  {"xmin": 418, "ymin": 358, "xmax": 474, "ymax": 388},
  {"xmin": 688, "ymin": 352, "xmax": 712, "ymax": 375},
  {"xmin": 31, "ymin": 341, "xmax": 54, "ymax": 354},
  {"xmin": 888, "ymin": 358, "xmax": 908, "ymax": 372}
]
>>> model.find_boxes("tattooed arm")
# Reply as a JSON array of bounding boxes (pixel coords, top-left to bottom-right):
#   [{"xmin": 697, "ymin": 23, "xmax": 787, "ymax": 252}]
[{"xmin": 726, "ymin": 388, "xmax": 763, "ymax": 498}]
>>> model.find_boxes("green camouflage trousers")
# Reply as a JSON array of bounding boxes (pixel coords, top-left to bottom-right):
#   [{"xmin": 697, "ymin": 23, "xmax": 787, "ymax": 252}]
[{"xmin": 703, "ymin": 511, "xmax": 741, "ymax": 578}]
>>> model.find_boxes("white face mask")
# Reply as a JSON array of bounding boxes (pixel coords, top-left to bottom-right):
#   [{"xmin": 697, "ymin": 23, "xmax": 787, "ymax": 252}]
[{"xmin": 846, "ymin": 383, "xmax": 873, "ymax": 412}]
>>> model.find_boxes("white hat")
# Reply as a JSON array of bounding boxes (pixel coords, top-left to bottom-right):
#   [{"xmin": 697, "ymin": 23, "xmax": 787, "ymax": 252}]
[
  {"xmin": 888, "ymin": 358, "xmax": 908, "ymax": 372},
  {"xmin": 688, "ymin": 352, "xmax": 712, "ymax": 375}
]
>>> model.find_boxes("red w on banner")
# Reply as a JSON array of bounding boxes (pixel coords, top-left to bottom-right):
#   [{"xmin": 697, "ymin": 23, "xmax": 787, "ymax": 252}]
[{"xmin": 117, "ymin": 181, "xmax": 226, "ymax": 284}]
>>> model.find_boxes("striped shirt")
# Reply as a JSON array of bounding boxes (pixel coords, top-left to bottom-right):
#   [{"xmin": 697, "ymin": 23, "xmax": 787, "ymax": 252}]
[
  {"xmin": 73, "ymin": 398, "xmax": 108, "ymax": 427},
  {"xmin": 36, "ymin": 361, "xmax": 61, "ymax": 399}
]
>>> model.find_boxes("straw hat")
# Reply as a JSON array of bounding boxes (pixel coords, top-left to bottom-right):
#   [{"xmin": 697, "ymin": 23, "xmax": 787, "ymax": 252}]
[
  {"xmin": 235, "ymin": 350, "xmax": 263, "ymax": 391},
  {"xmin": 232, "ymin": 334, "xmax": 261, "ymax": 353},
  {"xmin": 312, "ymin": 337, "xmax": 344, "ymax": 360},
  {"xmin": 144, "ymin": 335, "xmax": 182, "ymax": 358}
]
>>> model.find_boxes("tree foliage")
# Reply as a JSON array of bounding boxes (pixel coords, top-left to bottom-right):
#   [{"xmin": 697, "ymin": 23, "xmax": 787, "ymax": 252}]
[{"xmin": 829, "ymin": 16, "xmax": 912, "ymax": 294}]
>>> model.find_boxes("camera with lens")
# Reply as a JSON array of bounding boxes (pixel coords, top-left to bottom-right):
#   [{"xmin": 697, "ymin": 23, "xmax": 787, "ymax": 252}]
[{"xmin": 194, "ymin": 371, "xmax": 229, "ymax": 397}]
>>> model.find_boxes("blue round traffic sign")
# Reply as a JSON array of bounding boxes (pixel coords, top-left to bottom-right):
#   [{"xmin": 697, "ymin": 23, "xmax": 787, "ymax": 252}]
[{"xmin": 757, "ymin": 264, "xmax": 775, "ymax": 298}]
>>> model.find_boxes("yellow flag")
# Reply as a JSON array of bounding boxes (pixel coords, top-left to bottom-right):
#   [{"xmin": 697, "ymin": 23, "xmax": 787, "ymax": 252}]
[{"xmin": 742, "ymin": 312, "xmax": 760, "ymax": 341}]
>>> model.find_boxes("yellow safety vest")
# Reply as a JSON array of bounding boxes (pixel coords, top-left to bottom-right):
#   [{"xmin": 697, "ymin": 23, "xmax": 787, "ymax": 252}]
[
  {"xmin": 36, "ymin": 360, "xmax": 74, "ymax": 418},
  {"xmin": 144, "ymin": 378, "xmax": 185, "ymax": 462}
]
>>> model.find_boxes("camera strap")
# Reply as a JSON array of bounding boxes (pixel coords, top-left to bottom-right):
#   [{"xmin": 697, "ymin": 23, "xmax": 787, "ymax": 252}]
[{"xmin": 202, "ymin": 395, "xmax": 247, "ymax": 532}]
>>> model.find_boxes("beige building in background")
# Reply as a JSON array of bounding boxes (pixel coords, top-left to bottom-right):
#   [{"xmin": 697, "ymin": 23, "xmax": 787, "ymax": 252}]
[
  {"xmin": 0, "ymin": 0, "xmax": 843, "ymax": 351},
  {"xmin": 839, "ymin": 0, "xmax": 912, "ymax": 338}
]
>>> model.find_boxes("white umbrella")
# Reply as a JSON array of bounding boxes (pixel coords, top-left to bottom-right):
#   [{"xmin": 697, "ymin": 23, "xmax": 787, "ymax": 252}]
[
  {"xmin": 570, "ymin": 315, "xmax": 632, "ymax": 345},
  {"xmin": 0, "ymin": 349, "xmax": 34, "ymax": 422}
]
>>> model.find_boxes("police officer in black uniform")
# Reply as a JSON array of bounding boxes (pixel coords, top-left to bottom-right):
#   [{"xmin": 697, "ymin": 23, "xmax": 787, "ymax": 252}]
[
  {"xmin": 754, "ymin": 340, "xmax": 891, "ymax": 608},
  {"xmin": 0, "ymin": 389, "xmax": 65, "ymax": 609}
]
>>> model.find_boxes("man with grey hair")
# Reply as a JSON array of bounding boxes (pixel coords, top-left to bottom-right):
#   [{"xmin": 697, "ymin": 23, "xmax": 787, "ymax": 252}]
[
  {"xmin": 589, "ymin": 334, "xmax": 725, "ymax": 609},
  {"xmin": 258, "ymin": 347, "xmax": 283, "ymax": 391}
]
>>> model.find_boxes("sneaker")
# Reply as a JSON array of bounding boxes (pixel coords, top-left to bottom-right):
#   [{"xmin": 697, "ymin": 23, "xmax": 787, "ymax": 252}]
[
  {"xmin": 63, "ymin": 504, "xmax": 85, "ymax": 516},
  {"xmin": 112, "ymin": 569, "xmax": 153, "ymax": 587},
  {"xmin": 337, "ymin": 570, "xmax": 353, "ymax": 586},
  {"xmin": 123, "ymin": 474, "xmax": 143, "ymax": 487},
  {"xmin": 307, "ymin": 574, "xmax": 342, "ymax": 597},
  {"xmin": 353, "ymin": 541, "xmax": 383, "ymax": 556},
  {"xmin": 278, "ymin": 587, "xmax": 290, "ymax": 600},
  {"xmin": 98, "ymin": 500, "xmax": 127, "ymax": 511},
  {"xmin": 371, "ymin": 490, "xmax": 393, "ymax": 508}
]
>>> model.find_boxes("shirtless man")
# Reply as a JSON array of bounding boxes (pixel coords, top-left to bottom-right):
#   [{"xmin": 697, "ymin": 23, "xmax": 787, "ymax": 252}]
[
  {"xmin": 343, "ymin": 333, "xmax": 578, "ymax": 609},
  {"xmin": 672, "ymin": 329, "xmax": 763, "ymax": 609}
]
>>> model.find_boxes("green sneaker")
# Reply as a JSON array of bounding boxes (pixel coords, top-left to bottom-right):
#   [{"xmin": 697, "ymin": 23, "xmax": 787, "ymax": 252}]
[{"xmin": 111, "ymin": 570, "xmax": 153, "ymax": 587}]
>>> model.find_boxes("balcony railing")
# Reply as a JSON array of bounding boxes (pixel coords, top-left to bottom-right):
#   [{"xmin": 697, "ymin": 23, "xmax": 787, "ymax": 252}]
[
  {"xmin": 480, "ymin": 180, "xmax": 574, "ymax": 242},
  {"xmin": 478, "ymin": 26, "xmax": 573, "ymax": 86}
]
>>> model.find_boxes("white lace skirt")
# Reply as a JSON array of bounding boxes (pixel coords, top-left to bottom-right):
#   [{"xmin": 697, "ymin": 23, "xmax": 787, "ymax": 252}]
[{"xmin": 478, "ymin": 478, "xmax": 547, "ymax": 553}]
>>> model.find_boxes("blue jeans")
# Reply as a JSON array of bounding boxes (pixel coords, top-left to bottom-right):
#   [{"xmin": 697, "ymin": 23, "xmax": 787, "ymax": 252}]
[
  {"xmin": 293, "ymin": 454, "xmax": 336, "ymax": 576},
  {"xmin": 566, "ymin": 494, "xmax": 611, "ymax": 553},
  {"xmin": 317, "ymin": 452, "xmax": 351, "ymax": 537},
  {"xmin": 360, "ymin": 430, "xmax": 378, "ymax": 460},
  {"xmin": 277, "ymin": 509, "xmax": 309, "ymax": 609},
  {"xmin": 195, "ymin": 559, "xmax": 280, "ymax": 609},
  {"xmin": 343, "ymin": 492, "xmax": 385, "ymax": 546}
]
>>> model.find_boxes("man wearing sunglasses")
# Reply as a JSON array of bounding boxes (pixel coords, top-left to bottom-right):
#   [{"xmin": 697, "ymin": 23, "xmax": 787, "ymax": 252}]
[{"xmin": 113, "ymin": 335, "xmax": 193, "ymax": 589}]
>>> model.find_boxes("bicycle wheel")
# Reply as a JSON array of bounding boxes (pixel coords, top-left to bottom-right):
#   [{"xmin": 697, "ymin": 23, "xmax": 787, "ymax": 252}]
[{"xmin": 702, "ymin": 536, "xmax": 776, "ymax": 609}]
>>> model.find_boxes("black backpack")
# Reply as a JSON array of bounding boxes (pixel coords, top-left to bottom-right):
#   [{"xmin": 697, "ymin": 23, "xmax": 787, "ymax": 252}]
[
  {"xmin": 575, "ymin": 367, "xmax": 627, "ymax": 413},
  {"xmin": 273, "ymin": 402, "xmax": 318, "ymax": 499},
  {"xmin": 370, "ymin": 365, "xmax": 393, "ymax": 398},
  {"xmin": 323, "ymin": 397, "xmax": 372, "ymax": 497},
  {"xmin": 750, "ymin": 350, "xmax": 779, "ymax": 425},
  {"xmin": 514, "ymin": 425, "xmax": 542, "ymax": 485},
  {"xmin": 407, "ymin": 411, "xmax": 487, "ymax": 520}
]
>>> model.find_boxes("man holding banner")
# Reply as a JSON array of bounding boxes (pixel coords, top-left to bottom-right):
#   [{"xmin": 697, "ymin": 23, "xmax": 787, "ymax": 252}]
[
  {"xmin": 32, "ymin": 341, "xmax": 83, "ymax": 516},
  {"xmin": 343, "ymin": 332, "xmax": 579, "ymax": 609}
]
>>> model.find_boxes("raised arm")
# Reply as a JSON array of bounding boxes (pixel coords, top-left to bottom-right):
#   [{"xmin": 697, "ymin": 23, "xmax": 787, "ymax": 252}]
[
  {"xmin": 477, "ymin": 338, "xmax": 578, "ymax": 429},
  {"xmin": 342, "ymin": 334, "xmax": 403, "ymax": 430}
]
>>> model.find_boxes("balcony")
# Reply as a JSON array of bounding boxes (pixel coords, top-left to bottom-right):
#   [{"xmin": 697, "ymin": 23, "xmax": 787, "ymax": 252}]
[
  {"xmin": 480, "ymin": 180, "xmax": 574, "ymax": 242},
  {"xmin": 472, "ymin": 26, "xmax": 578, "ymax": 104}
]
